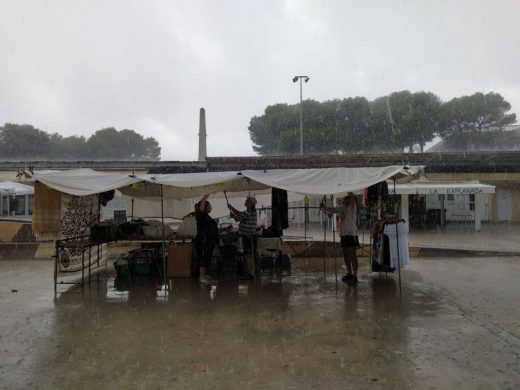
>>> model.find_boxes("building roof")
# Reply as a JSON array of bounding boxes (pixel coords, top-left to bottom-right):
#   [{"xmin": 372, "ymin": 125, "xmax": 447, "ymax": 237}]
[
  {"xmin": 1, "ymin": 151, "xmax": 520, "ymax": 175},
  {"xmin": 427, "ymin": 125, "xmax": 520, "ymax": 153}
]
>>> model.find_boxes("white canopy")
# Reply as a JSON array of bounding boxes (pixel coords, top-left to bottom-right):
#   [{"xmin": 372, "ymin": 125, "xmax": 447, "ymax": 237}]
[
  {"xmin": 122, "ymin": 171, "xmax": 268, "ymax": 200},
  {"xmin": 241, "ymin": 166, "xmax": 411, "ymax": 196},
  {"xmin": 0, "ymin": 181, "xmax": 34, "ymax": 196},
  {"xmin": 30, "ymin": 166, "xmax": 419, "ymax": 198},
  {"xmin": 388, "ymin": 181, "xmax": 495, "ymax": 195},
  {"xmin": 30, "ymin": 168, "xmax": 141, "ymax": 196}
]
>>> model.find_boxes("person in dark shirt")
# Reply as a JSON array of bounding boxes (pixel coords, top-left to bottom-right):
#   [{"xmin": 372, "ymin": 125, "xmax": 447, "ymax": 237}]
[{"xmin": 194, "ymin": 194, "xmax": 218, "ymax": 285}]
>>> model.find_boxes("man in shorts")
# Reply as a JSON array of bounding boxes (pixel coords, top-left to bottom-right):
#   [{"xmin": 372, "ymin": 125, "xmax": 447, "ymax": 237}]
[
  {"xmin": 327, "ymin": 192, "xmax": 360, "ymax": 283},
  {"xmin": 228, "ymin": 196, "xmax": 258, "ymax": 279}
]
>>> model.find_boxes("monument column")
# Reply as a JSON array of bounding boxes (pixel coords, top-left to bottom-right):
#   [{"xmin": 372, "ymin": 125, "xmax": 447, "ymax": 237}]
[{"xmin": 198, "ymin": 107, "xmax": 207, "ymax": 161}]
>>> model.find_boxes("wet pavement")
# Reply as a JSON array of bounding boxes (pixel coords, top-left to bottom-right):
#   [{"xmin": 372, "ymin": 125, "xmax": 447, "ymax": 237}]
[
  {"xmin": 407, "ymin": 223, "xmax": 520, "ymax": 253},
  {"xmin": 1, "ymin": 257, "xmax": 519, "ymax": 389}
]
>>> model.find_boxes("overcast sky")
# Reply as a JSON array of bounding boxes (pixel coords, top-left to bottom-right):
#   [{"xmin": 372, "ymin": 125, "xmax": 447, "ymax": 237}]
[{"xmin": 1, "ymin": 0, "xmax": 519, "ymax": 160}]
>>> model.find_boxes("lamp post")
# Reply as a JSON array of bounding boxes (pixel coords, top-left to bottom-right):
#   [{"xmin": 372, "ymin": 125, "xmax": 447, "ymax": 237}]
[{"xmin": 292, "ymin": 75, "xmax": 310, "ymax": 155}]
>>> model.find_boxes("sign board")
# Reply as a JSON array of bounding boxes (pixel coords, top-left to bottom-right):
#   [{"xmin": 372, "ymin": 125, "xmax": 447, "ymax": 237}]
[{"xmin": 114, "ymin": 210, "xmax": 127, "ymax": 224}]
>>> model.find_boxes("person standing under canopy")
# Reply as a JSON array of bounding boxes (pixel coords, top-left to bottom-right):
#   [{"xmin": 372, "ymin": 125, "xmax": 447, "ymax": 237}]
[
  {"xmin": 194, "ymin": 194, "xmax": 219, "ymax": 285},
  {"xmin": 228, "ymin": 196, "xmax": 258, "ymax": 279},
  {"xmin": 323, "ymin": 192, "xmax": 360, "ymax": 284}
]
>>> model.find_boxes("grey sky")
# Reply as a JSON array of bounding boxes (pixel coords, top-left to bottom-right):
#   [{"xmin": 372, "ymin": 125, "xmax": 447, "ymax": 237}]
[{"xmin": 1, "ymin": 0, "xmax": 519, "ymax": 160}]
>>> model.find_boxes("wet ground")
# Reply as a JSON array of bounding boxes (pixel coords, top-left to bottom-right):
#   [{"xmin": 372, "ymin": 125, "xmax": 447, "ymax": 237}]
[{"xmin": 1, "ymin": 257, "xmax": 519, "ymax": 389}]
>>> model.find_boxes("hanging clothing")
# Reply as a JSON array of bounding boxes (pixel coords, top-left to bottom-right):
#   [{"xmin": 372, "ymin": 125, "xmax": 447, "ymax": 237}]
[
  {"xmin": 366, "ymin": 181, "xmax": 389, "ymax": 208},
  {"xmin": 98, "ymin": 190, "xmax": 115, "ymax": 206},
  {"xmin": 258, "ymin": 210, "xmax": 268, "ymax": 228},
  {"xmin": 371, "ymin": 220, "xmax": 392, "ymax": 271},
  {"xmin": 271, "ymin": 188, "xmax": 288, "ymax": 232},
  {"xmin": 383, "ymin": 221, "xmax": 410, "ymax": 268}
]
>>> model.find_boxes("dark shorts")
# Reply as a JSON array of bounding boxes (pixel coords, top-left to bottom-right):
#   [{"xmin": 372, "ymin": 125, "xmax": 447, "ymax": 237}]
[
  {"xmin": 341, "ymin": 235, "xmax": 359, "ymax": 248},
  {"xmin": 240, "ymin": 235, "xmax": 257, "ymax": 254}
]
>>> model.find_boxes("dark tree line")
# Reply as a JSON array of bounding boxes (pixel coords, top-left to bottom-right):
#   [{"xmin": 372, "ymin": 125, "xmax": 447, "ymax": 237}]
[
  {"xmin": 249, "ymin": 91, "xmax": 517, "ymax": 155},
  {"xmin": 0, "ymin": 125, "xmax": 161, "ymax": 161}
]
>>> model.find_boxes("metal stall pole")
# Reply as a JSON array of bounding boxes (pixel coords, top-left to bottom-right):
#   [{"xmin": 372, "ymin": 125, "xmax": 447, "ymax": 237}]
[
  {"xmin": 304, "ymin": 195, "xmax": 308, "ymax": 241},
  {"xmin": 54, "ymin": 240, "xmax": 58, "ymax": 293},
  {"xmin": 160, "ymin": 184, "xmax": 167, "ymax": 291},
  {"xmin": 81, "ymin": 250, "xmax": 85, "ymax": 289},
  {"xmin": 246, "ymin": 179, "xmax": 258, "ymax": 277},
  {"xmin": 393, "ymin": 178, "xmax": 402, "ymax": 292},
  {"xmin": 322, "ymin": 196, "xmax": 327, "ymax": 278},
  {"xmin": 250, "ymin": 233, "xmax": 257, "ymax": 277},
  {"xmin": 88, "ymin": 245, "xmax": 91, "ymax": 287},
  {"xmin": 331, "ymin": 195, "xmax": 337, "ymax": 289}
]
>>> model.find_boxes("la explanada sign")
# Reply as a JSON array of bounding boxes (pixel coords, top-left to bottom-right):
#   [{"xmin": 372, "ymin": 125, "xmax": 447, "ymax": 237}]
[{"xmin": 429, "ymin": 188, "xmax": 485, "ymax": 195}]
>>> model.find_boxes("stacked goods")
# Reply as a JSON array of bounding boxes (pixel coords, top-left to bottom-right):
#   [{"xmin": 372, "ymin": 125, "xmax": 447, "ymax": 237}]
[
  {"xmin": 125, "ymin": 248, "xmax": 159, "ymax": 275},
  {"xmin": 90, "ymin": 222, "xmax": 117, "ymax": 242}
]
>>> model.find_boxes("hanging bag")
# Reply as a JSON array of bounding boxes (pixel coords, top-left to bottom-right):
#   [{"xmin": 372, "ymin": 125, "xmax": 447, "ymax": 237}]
[{"xmin": 177, "ymin": 213, "xmax": 197, "ymax": 238}]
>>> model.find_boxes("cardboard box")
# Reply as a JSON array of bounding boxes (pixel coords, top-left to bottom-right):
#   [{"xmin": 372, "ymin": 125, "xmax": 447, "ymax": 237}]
[{"xmin": 167, "ymin": 242, "xmax": 194, "ymax": 277}]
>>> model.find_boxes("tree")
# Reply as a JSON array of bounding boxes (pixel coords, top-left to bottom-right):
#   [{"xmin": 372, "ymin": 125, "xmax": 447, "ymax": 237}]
[
  {"xmin": 0, "ymin": 124, "xmax": 161, "ymax": 160},
  {"xmin": 300, "ymin": 99, "xmax": 338, "ymax": 154},
  {"xmin": 368, "ymin": 96, "xmax": 401, "ymax": 152},
  {"xmin": 322, "ymin": 97, "xmax": 373, "ymax": 153},
  {"xmin": 440, "ymin": 92, "xmax": 517, "ymax": 138},
  {"xmin": 390, "ymin": 91, "xmax": 441, "ymax": 152},
  {"xmin": 341, "ymin": 97, "xmax": 373, "ymax": 153},
  {"xmin": 0, "ymin": 123, "xmax": 51, "ymax": 159},
  {"xmin": 249, "ymin": 103, "xmax": 299, "ymax": 155},
  {"xmin": 248, "ymin": 90, "xmax": 516, "ymax": 155},
  {"xmin": 86, "ymin": 127, "xmax": 161, "ymax": 160},
  {"xmin": 118, "ymin": 129, "xmax": 161, "ymax": 161},
  {"xmin": 49, "ymin": 133, "xmax": 88, "ymax": 160}
]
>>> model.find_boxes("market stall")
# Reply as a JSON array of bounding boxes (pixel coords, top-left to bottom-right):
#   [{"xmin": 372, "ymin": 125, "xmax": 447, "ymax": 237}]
[
  {"xmin": 28, "ymin": 165, "xmax": 420, "ymax": 289},
  {"xmin": 0, "ymin": 180, "xmax": 34, "ymax": 219}
]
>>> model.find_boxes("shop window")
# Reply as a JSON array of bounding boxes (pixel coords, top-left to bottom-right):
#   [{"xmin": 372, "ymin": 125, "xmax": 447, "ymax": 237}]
[
  {"xmin": 1, "ymin": 196, "xmax": 8, "ymax": 215},
  {"xmin": 469, "ymin": 194, "xmax": 475, "ymax": 211},
  {"xmin": 13, "ymin": 195, "xmax": 26, "ymax": 215},
  {"xmin": 447, "ymin": 194, "xmax": 454, "ymax": 201}
]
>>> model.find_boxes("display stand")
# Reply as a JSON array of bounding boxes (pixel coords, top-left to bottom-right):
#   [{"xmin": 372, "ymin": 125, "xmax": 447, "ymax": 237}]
[
  {"xmin": 54, "ymin": 234, "xmax": 109, "ymax": 292},
  {"xmin": 368, "ymin": 179, "xmax": 405, "ymax": 292}
]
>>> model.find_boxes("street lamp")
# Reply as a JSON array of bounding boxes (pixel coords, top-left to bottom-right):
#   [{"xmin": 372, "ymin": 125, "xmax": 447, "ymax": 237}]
[{"xmin": 293, "ymin": 75, "xmax": 310, "ymax": 155}]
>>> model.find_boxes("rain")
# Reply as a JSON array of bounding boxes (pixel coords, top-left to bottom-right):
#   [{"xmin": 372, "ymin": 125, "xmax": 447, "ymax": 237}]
[{"xmin": 1, "ymin": 1, "xmax": 520, "ymax": 389}]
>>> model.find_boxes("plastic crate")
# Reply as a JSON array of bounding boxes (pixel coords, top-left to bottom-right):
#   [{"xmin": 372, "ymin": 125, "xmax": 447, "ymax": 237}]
[
  {"xmin": 114, "ymin": 259, "xmax": 130, "ymax": 277},
  {"xmin": 130, "ymin": 262, "xmax": 155, "ymax": 275}
]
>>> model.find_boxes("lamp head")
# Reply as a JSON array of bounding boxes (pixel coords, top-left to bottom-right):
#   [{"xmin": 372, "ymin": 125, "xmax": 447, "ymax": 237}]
[
  {"xmin": 304, "ymin": 77, "xmax": 310, "ymax": 83},
  {"xmin": 292, "ymin": 76, "xmax": 298, "ymax": 83}
]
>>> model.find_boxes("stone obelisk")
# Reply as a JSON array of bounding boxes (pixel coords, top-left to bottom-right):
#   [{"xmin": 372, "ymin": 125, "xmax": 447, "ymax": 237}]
[{"xmin": 198, "ymin": 107, "xmax": 207, "ymax": 161}]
